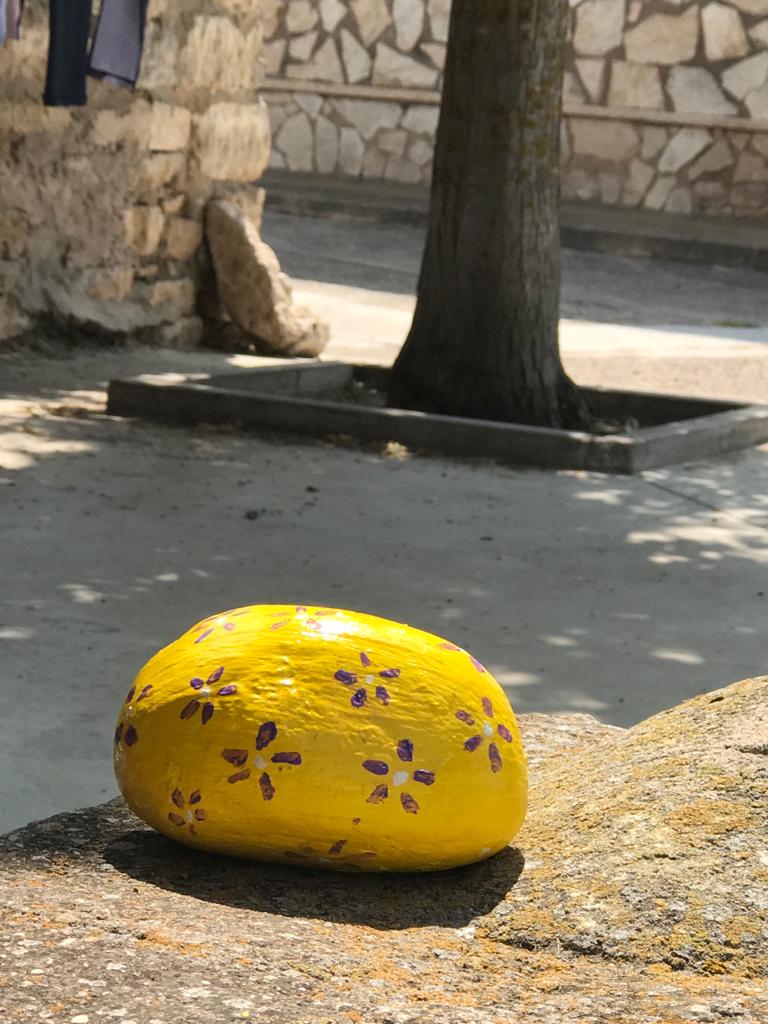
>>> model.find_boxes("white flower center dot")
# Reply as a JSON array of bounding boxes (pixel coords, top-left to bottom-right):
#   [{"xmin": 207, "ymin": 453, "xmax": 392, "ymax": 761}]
[
  {"xmin": 254, "ymin": 756, "xmax": 267, "ymax": 769},
  {"xmin": 483, "ymin": 721, "xmax": 493, "ymax": 737},
  {"xmin": 392, "ymin": 771, "xmax": 409, "ymax": 787}
]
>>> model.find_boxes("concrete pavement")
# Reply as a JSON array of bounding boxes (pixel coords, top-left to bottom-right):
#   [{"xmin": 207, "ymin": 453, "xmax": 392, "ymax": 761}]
[{"xmin": 2, "ymin": 212, "xmax": 768, "ymax": 834}]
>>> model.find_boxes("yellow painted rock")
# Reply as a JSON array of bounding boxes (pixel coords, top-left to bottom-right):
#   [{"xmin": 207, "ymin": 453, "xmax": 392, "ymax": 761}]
[{"xmin": 114, "ymin": 605, "xmax": 528, "ymax": 872}]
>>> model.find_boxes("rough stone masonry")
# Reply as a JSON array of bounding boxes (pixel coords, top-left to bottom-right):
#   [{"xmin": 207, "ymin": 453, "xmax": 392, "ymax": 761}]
[
  {"xmin": 0, "ymin": 0, "xmax": 271, "ymax": 347},
  {"xmin": 1, "ymin": 678, "xmax": 767, "ymax": 1021}
]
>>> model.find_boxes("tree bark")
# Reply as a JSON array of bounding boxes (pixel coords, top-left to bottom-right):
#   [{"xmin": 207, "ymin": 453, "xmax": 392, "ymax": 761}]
[{"xmin": 388, "ymin": 0, "xmax": 593, "ymax": 430}]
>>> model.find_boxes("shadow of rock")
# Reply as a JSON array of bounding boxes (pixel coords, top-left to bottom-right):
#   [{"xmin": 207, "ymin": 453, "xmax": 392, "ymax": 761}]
[{"xmin": 104, "ymin": 827, "xmax": 524, "ymax": 930}]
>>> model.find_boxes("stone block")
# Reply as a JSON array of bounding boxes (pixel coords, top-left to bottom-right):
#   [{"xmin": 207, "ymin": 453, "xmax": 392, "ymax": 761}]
[
  {"xmin": 373, "ymin": 43, "xmax": 439, "ymax": 88},
  {"xmin": 85, "ymin": 267, "xmax": 135, "ymax": 303},
  {"xmin": 393, "ymin": 0, "xmax": 425, "ymax": 52},
  {"xmin": 181, "ymin": 17, "xmax": 263, "ymax": 92},
  {"xmin": 688, "ymin": 138, "xmax": 734, "ymax": 180},
  {"xmin": 426, "ymin": 0, "xmax": 449, "ymax": 43},
  {"xmin": 749, "ymin": 19, "xmax": 768, "ymax": 49},
  {"xmin": 139, "ymin": 153, "xmax": 186, "ymax": 191},
  {"xmin": 262, "ymin": 38, "xmax": 287, "ymax": 75},
  {"xmin": 402, "ymin": 104, "xmax": 439, "ymax": 135},
  {"xmin": 206, "ymin": 200, "xmax": 329, "ymax": 356},
  {"xmin": 658, "ymin": 128, "xmax": 712, "ymax": 174},
  {"xmin": 162, "ymin": 194, "xmax": 186, "ymax": 216},
  {"xmin": 339, "ymin": 127, "xmax": 365, "ymax": 174},
  {"xmin": 262, "ymin": 0, "xmax": 286, "ymax": 37},
  {"xmin": 721, "ymin": 52, "xmax": 768, "ymax": 102},
  {"xmin": 286, "ymin": 37, "xmax": 344, "ymax": 82},
  {"xmin": 730, "ymin": 0, "xmax": 766, "ymax": 12},
  {"xmin": 574, "ymin": 0, "xmax": 626, "ymax": 57},
  {"xmin": 608, "ymin": 62, "xmax": 663, "ymax": 110},
  {"xmin": 420, "ymin": 43, "xmax": 446, "ymax": 69},
  {"xmin": 351, "ymin": 0, "xmax": 392, "ymax": 46},
  {"xmin": 275, "ymin": 111, "xmax": 314, "ymax": 172},
  {"xmin": 165, "ymin": 218, "xmax": 203, "ymax": 260},
  {"xmin": 575, "ymin": 58, "xmax": 606, "ymax": 103},
  {"xmin": 408, "ymin": 137, "xmax": 434, "ymax": 167},
  {"xmin": 641, "ymin": 125, "xmax": 667, "ymax": 160},
  {"xmin": 643, "ymin": 174, "xmax": 675, "ymax": 210},
  {"xmin": 285, "ymin": 0, "xmax": 318, "ymax": 33},
  {"xmin": 624, "ymin": 6, "xmax": 699, "ymax": 65},
  {"xmin": 362, "ymin": 149, "xmax": 388, "ymax": 177},
  {"xmin": 0, "ymin": 103, "xmax": 71, "ymax": 135},
  {"xmin": 734, "ymin": 151, "xmax": 767, "ymax": 182},
  {"xmin": 377, "ymin": 129, "xmax": 407, "ymax": 156},
  {"xmin": 149, "ymin": 104, "xmax": 192, "ymax": 152},
  {"xmin": 598, "ymin": 171, "xmax": 620, "ymax": 204},
  {"xmin": 666, "ymin": 67, "xmax": 737, "ymax": 116},
  {"xmin": 134, "ymin": 21, "xmax": 181, "ymax": 91},
  {"xmin": 341, "ymin": 28, "xmax": 372, "ymax": 83},
  {"xmin": 148, "ymin": 278, "xmax": 197, "ymax": 315},
  {"xmin": 702, "ymin": 2, "xmax": 749, "ymax": 61},
  {"xmin": 384, "ymin": 155, "xmax": 423, "ymax": 184},
  {"xmin": 320, "ymin": 0, "xmax": 347, "ymax": 32},
  {"xmin": 289, "ymin": 31, "xmax": 318, "ymax": 61},
  {"xmin": 193, "ymin": 101, "xmax": 271, "ymax": 181},
  {"xmin": 90, "ymin": 104, "xmax": 152, "ymax": 147},
  {"xmin": 296, "ymin": 93, "xmax": 323, "ymax": 117},
  {"xmin": 622, "ymin": 157, "xmax": 654, "ymax": 205},
  {"xmin": 664, "ymin": 186, "xmax": 692, "ymax": 214},
  {"xmin": 124, "ymin": 206, "xmax": 165, "ymax": 256},
  {"xmin": 745, "ymin": 82, "xmax": 768, "ymax": 119},
  {"xmin": 315, "ymin": 115, "xmax": 340, "ymax": 173},
  {"xmin": 332, "ymin": 99, "xmax": 402, "ymax": 140},
  {"xmin": 570, "ymin": 118, "xmax": 639, "ymax": 162}
]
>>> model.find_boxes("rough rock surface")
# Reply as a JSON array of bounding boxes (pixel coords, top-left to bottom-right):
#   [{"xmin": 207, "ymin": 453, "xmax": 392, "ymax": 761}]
[
  {"xmin": 2, "ymin": 693, "xmax": 768, "ymax": 1022},
  {"xmin": 206, "ymin": 200, "xmax": 329, "ymax": 356},
  {"xmin": 485, "ymin": 676, "xmax": 768, "ymax": 978}
]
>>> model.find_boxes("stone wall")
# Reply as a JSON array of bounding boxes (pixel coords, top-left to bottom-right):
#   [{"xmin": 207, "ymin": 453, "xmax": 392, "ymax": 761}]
[
  {"xmin": 263, "ymin": 0, "xmax": 768, "ymax": 220},
  {"xmin": 0, "ymin": 0, "xmax": 270, "ymax": 345}
]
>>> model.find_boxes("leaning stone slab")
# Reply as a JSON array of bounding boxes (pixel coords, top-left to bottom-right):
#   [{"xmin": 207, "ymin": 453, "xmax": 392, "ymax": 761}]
[
  {"xmin": 2, "ymin": 698, "xmax": 768, "ymax": 1022},
  {"xmin": 206, "ymin": 200, "xmax": 329, "ymax": 357}
]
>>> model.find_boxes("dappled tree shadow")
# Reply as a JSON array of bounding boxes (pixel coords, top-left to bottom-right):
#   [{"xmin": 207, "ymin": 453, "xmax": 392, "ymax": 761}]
[{"xmin": 103, "ymin": 828, "xmax": 524, "ymax": 930}]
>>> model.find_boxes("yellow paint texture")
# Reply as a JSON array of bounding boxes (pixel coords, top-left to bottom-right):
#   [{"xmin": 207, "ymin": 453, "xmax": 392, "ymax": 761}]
[{"xmin": 114, "ymin": 605, "xmax": 528, "ymax": 871}]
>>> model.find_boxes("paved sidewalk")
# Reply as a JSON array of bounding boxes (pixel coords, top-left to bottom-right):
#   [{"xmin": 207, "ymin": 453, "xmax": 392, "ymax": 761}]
[{"xmin": 2, "ymin": 214, "xmax": 768, "ymax": 834}]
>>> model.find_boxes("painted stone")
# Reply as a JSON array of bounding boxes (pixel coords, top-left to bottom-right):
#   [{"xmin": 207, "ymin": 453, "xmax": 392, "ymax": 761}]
[{"xmin": 114, "ymin": 605, "xmax": 528, "ymax": 872}]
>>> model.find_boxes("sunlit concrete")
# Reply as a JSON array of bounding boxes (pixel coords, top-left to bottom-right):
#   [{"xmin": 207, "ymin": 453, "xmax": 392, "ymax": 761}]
[{"xmin": 3, "ymin": 211, "xmax": 768, "ymax": 833}]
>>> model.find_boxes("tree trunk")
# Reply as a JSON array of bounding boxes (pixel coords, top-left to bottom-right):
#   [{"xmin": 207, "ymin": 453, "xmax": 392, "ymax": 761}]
[{"xmin": 388, "ymin": 0, "xmax": 593, "ymax": 431}]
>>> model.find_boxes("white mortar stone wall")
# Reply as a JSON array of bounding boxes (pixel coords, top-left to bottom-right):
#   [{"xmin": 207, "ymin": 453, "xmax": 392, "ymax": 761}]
[
  {"xmin": 0, "ymin": 0, "xmax": 270, "ymax": 345},
  {"xmin": 263, "ymin": 0, "xmax": 768, "ymax": 220}
]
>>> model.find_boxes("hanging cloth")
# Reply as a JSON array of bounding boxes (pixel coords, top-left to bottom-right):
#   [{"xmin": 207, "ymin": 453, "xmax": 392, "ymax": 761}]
[
  {"xmin": 0, "ymin": 0, "xmax": 6, "ymax": 44},
  {"xmin": 43, "ymin": 0, "xmax": 92, "ymax": 106},
  {"xmin": 4, "ymin": 0, "xmax": 23, "ymax": 41},
  {"xmin": 88, "ymin": 0, "xmax": 148, "ymax": 89}
]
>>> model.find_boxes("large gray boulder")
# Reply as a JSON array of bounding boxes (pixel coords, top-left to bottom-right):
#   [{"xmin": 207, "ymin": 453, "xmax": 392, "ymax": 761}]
[{"xmin": 1, "ymin": 686, "xmax": 767, "ymax": 1022}]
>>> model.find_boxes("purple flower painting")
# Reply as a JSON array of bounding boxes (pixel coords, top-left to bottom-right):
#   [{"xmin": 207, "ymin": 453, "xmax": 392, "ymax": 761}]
[
  {"xmin": 179, "ymin": 667, "xmax": 237, "ymax": 724},
  {"xmin": 334, "ymin": 650, "xmax": 401, "ymax": 709},
  {"xmin": 221, "ymin": 722, "xmax": 303, "ymax": 800},
  {"xmin": 454, "ymin": 697, "xmax": 514, "ymax": 773},
  {"xmin": 361, "ymin": 739, "xmax": 435, "ymax": 814},
  {"xmin": 167, "ymin": 788, "xmax": 207, "ymax": 836}
]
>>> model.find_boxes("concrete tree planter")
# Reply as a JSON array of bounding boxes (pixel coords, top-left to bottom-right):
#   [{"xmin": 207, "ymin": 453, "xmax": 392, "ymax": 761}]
[{"xmin": 107, "ymin": 362, "xmax": 768, "ymax": 474}]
